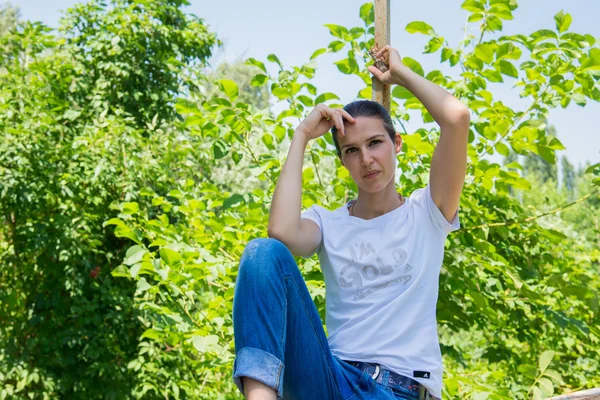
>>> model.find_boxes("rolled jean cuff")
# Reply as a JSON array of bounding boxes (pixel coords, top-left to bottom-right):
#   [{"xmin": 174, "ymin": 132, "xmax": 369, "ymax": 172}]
[{"xmin": 233, "ymin": 347, "xmax": 285, "ymax": 399}]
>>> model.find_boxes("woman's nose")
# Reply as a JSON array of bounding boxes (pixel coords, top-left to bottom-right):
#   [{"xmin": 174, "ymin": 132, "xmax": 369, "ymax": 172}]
[
  {"xmin": 362, "ymin": 153, "xmax": 373, "ymax": 167},
  {"xmin": 361, "ymin": 153, "xmax": 374, "ymax": 166}
]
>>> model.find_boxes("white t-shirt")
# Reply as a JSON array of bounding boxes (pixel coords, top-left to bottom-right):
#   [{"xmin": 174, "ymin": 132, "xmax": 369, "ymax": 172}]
[{"xmin": 300, "ymin": 184, "xmax": 459, "ymax": 398}]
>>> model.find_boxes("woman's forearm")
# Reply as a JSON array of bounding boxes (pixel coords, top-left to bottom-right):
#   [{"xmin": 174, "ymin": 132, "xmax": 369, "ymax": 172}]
[
  {"xmin": 395, "ymin": 66, "xmax": 469, "ymax": 128},
  {"xmin": 267, "ymin": 130, "xmax": 310, "ymax": 238}
]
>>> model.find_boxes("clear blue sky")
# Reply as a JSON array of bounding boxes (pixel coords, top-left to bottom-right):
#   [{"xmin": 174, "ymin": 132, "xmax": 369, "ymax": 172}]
[{"xmin": 17, "ymin": 0, "xmax": 600, "ymax": 170}]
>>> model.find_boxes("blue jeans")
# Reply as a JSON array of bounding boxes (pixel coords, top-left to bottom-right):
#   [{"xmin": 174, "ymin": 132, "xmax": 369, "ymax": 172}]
[{"xmin": 232, "ymin": 238, "xmax": 422, "ymax": 400}]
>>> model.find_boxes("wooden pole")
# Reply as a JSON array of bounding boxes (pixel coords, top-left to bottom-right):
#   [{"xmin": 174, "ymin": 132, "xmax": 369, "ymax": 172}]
[
  {"xmin": 372, "ymin": 0, "xmax": 391, "ymax": 112},
  {"xmin": 546, "ymin": 389, "xmax": 600, "ymax": 400}
]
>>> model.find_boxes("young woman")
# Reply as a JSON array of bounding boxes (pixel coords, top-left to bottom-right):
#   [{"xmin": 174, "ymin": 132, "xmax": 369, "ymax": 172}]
[{"xmin": 232, "ymin": 45, "xmax": 470, "ymax": 400}]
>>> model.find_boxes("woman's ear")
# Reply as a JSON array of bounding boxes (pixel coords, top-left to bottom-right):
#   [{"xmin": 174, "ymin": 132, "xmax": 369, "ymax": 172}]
[{"xmin": 394, "ymin": 132, "xmax": 403, "ymax": 154}]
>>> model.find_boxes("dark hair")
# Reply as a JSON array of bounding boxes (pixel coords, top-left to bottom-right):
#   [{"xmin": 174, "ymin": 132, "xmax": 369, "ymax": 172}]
[{"xmin": 331, "ymin": 100, "xmax": 396, "ymax": 159}]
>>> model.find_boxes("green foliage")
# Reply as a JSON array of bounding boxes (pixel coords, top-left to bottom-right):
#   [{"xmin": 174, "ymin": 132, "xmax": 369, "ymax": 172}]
[
  {"xmin": 0, "ymin": 1, "xmax": 219, "ymax": 398},
  {"xmin": 1, "ymin": 0, "xmax": 599, "ymax": 399},
  {"xmin": 0, "ymin": 2, "xmax": 19, "ymax": 35},
  {"xmin": 200, "ymin": 60, "xmax": 271, "ymax": 110},
  {"xmin": 58, "ymin": 0, "xmax": 218, "ymax": 128}
]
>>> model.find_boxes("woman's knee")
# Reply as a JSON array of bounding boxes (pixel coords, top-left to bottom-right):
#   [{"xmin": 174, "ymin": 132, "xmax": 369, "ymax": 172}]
[
  {"xmin": 244, "ymin": 237, "xmax": 290, "ymax": 258},
  {"xmin": 238, "ymin": 237, "xmax": 291, "ymax": 276}
]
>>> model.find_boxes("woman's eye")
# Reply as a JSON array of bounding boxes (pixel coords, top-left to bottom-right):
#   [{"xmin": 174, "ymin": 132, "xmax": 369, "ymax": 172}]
[{"xmin": 345, "ymin": 140, "xmax": 381, "ymax": 154}]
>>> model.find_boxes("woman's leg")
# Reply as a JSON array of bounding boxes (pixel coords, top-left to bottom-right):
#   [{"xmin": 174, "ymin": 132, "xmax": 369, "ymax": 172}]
[
  {"xmin": 232, "ymin": 238, "xmax": 354, "ymax": 400},
  {"xmin": 243, "ymin": 377, "xmax": 277, "ymax": 400}
]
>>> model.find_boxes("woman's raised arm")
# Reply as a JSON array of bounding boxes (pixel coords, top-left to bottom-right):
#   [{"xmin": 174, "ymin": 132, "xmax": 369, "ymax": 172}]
[{"xmin": 267, "ymin": 104, "xmax": 354, "ymax": 239}]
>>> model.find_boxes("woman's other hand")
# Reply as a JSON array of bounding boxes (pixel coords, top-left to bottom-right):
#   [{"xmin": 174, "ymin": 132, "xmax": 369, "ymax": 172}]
[
  {"xmin": 367, "ymin": 45, "xmax": 411, "ymax": 87},
  {"xmin": 296, "ymin": 104, "xmax": 355, "ymax": 141}
]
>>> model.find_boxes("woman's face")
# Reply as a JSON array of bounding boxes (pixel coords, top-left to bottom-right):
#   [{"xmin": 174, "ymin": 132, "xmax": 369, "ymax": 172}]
[{"xmin": 339, "ymin": 116, "xmax": 402, "ymax": 193}]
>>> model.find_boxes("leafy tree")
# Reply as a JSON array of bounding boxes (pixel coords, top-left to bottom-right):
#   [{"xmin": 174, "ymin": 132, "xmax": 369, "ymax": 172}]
[
  {"xmin": 523, "ymin": 124, "xmax": 558, "ymax": 182},
  {"xmin": 201, "ymin": 59, "xmax": 271, "ymax": 111},
  {"xmin": 0, "ymin": 2, "xmax": 19, "ymax": 35},
  {"xmin": 561, "ymin": 155, "xmax": 576, "ymax": 195},
  {"xmin": 0, "ymin": 0, "xmax": 218, "ymax": 398},
  {"xmin": 58, "ymin": 0, "xmax": 218, "ymax": 128}
]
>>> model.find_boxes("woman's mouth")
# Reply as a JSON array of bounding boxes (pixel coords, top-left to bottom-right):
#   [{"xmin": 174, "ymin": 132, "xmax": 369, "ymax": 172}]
[{"xmin": 364, "ymin": 171, "xmax": 380, "ymax": 179}]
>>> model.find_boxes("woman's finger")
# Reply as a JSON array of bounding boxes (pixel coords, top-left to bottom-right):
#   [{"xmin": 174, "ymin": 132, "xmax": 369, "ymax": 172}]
[
  {"xmin": 319, "ymin": 104, "xmax": 332, "ymax": 119},
  {"xmin": 341, "ymin": 109, "xmax": 355, "ymax": 123},
  {"xmin": 376, "ymin": 44, "xmax": 393, "ymax": 58},
  {"xmin": 335, "ymin": 114, "xmax": 345, "ymax": 136},
  {"xmin": 368, "ymin": 65, "xmax": 391, "ymax": 84}
]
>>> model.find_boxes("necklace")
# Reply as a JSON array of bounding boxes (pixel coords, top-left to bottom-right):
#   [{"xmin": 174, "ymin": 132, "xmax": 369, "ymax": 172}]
[{"xmin": 349, "ymin": 192, "xmax": 404, "ymax": 217}]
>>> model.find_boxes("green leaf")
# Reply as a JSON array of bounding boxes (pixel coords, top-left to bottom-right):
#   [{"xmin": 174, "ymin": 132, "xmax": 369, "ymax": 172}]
[
  {"xmin": 518, "ymin": 363, "xmax": 538, "ymax": 379},
  {"xmin": 223, "ymin": 194, "xmax": 245, "ymax": 209},
  {"xmin": 402, "ymin": 57, "xmax": 424, "ymax": 77},
  {"xmin": 124, "ymin": 245, "xmax": 147, "ymax": 266},
  {"xmin": 497, "ymin": 60, "xmax": 519, "ymax": 78},
  {"xmin": 358, "ymin": 86, "xmax": 372, "ymax": 99},
  {"xmin": 111, "ymin": 265, "xmax": 130, "ymax": 278},
  {"xmin": 213, "ymin": 139, "xmax": 229, "ymax": 159},
  {"xmin": 543, "ymin": 369, "xmax": 564, "ymax": 385},
  {"xmin": 136, "ymin": 278, "xmax": 152, "ymax": 292},
  {"xmin": 297, "ymin": 95, "xmax": 314, "ymax": 107},
  {"xmin": 63, "ymin": 109, "xmax": 81, "ymax": 121},
  {"xmin": 141, "ymin": 329, "xmax": 161, "ymax": 340},
  {"xmin": 392, "ymin": 86, "xmax": 414, "ymax": 99},
  {"xmin": 359, "ymin": 2, "xmax": 374, "ymax": 25},
  {"xmin": 539, "ymin": 350, "xmax": 555, "ymax": 373},
  {"xmin": 489, "ymin": 6, "xmax": 513, "ymax": 20},
  {"xmin": 114, "ymin": 225, "xmax": 142, "ymax": 245},
  {"xmin": 405, "ymin": 21, "xmax": 436, "ymax": 36},
  {"xmin": 267, "ymin": 53, "xmax": 282, "ymax": 68},
  {"xmin": 424, "ymin": 37, "xmax": 444, "ymax": 54},
  {"xmin": 496, "ymin": 42, "xmax": 522, "ymax": 60},
  {"xmin": 123, "ymin": 202, "xmax": 139, "ymax": 214},
  {"xmin": 334, "ymin": 57, "xmax": 358, "ymax": 74},
  {"xmin": 129, "ymin": 262, "xmax": 142, "ymax": 278},
  {"xmin": 160, "ymin": 248, "xmax": 181, "ymax": 266},
  {"xmin": 158, "ymin": 214, "xmax": 169, "ymax": 227},
  {"xmin": 538, "ymin": 377, "xmax": 554, "ymax": 397},
  {"xmin": 272, "ymin": 87, "xmax": 292, "ymax": 100},
  {"xmin": 496, "ymin": 141, "xmax": 510, "ymax": 156},
  {"xmin": 547, "ymin": 136, "xmax": 565, "ymax": 150},
  {"xmin": 585, "ymin": 162, "xmax": 600, "ymax": 174},
  {"xmin": 537, "ymin": 145, "xmax": 556, "ymax": 164},
  {"xmin": 461, "ymin": 0, "xmax": 485, "ymax": 13},
  {"xmin": 349, "ymin": 27, "xmax": 365, "ymax": 39},
  {"xmin": 245, "ymin": 57, "xmax": 267, "ymax": 73},
  {"xmin": 554, "ymin": 10, "xmax": 572, "ymax": 33},
  {"xmin": 531, "ymin": 29, "xmax": 558, "ymax": 44},
  {"xmin": 570, "ymin": 92, "xmax": 586, "ymax": 106},
  {"xmin": 232, "ymin": 151, "xmax": 243, "ymax": 165},
  {"xmin": 481, "ymin": 69, "xmax": 503, "ymax": 82},
  {"xmin": 191, "ymin": 335, "xmax": 219, "ymax": 353},
  {"xmin": 468, "ymin": 13, "xmax": 484, "ymax": 22},
  {"xmin": 140, "ymin": 187, "xmax": 155, "ymax": 197},
  {"xmin": 315, "ymin": 92, "xmax": 340, "ymax": 104},
  {"xmin": 487, "ymin": 15, "xmax": 503, "ymax": 31},
  {"xmin": 475, "ymin": 43, "xmax": 495, "ymax": 64},
  {"xmin": 103, "ymin": 218, "xmax": 124, "ymax": 227},
  {"xmin": 250, "ymin": 74, "xmax": 268, "ymax": 87},
  {"xmin": 328, "ymin": 40, "xmax": 345, "ymax": 52},
  {"xmin": 310, "ymin": 48, "xmax": 327, "ymax": 60},
  {"xmin": 323, "ymin": 24, "xmax": 348, "ymax": 39},
  {"xmin": 217, "ymin": 79, "xmax": 239, "ymax": 101}
]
